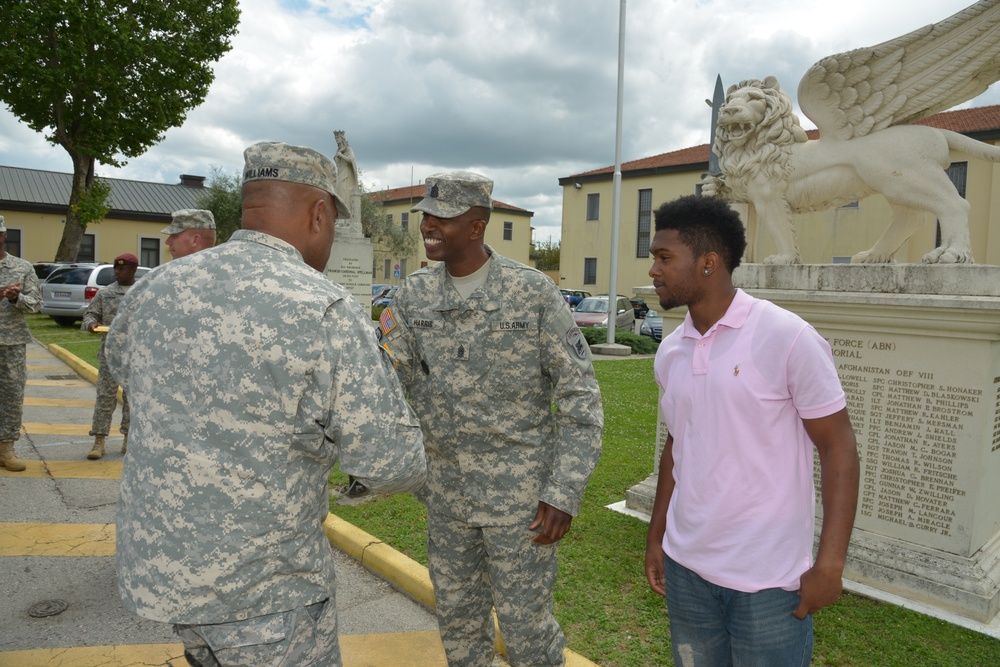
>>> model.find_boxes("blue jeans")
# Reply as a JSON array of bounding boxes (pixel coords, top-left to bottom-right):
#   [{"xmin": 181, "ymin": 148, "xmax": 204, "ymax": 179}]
[{"xmin": 663, "ymin": 555, "xmax": 813, "ymax": 667}]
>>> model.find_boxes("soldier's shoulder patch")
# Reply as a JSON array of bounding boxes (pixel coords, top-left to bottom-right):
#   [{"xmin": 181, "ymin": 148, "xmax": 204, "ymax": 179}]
[
  {"xmin": 566, "ymin": 326, "xmax": 588, "ymax": 360},
  {"xmin": 379, "ymin": 306, "xmax": 397, "ymax": 336}
]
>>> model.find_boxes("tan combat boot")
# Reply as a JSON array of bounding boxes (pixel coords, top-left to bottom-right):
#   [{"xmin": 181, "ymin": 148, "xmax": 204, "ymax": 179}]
[
  {"xmin": 0, "ymin": 441, "xmax": 26, "ymax": 472},
  {"xmin": 120, "ymin": 433, "xmax": 128, "ymax": 454},
  {"xmin": 87, "ymin": 435, "xmax": 106, "ymax": 460}
]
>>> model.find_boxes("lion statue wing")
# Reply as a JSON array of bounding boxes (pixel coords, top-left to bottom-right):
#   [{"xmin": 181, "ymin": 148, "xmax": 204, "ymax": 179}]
[{"xmin": 797, "ymin": 0, "xmax": 1000, "ymax": 141}]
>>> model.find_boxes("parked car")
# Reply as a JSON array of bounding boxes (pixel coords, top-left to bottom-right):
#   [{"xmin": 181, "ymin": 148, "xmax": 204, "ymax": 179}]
[
  {"xmin": 373, "ymin": 284, "xmax": 398, "ymax": 307},
  {"xmin": 572, "ymin": 295, "xmax": 635, "ymax": 331},
  {"xmin": 371, "ymin": 283, "xmax": 391, "ymax": 299},
  {"xmin": 630, "ymin": 297, "xmax": 650, "ymax": 319},
  {"xmin": 33, "ymin": 261, "xmax": 91, "ymax": 281},
  {"xmin": 560, "ymin": 289, "xmax": 591, "ymax": 309},
  {"xmin": 40, "ymin": 263, "xmax": 151, "ymax": 326},
  {"xmin": 639, "ymin": 309, "xmax": 664, "ymax": 342}
]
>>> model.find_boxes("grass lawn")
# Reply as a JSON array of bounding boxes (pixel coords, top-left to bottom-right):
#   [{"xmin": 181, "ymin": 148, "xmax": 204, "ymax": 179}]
[
  {"xmin": 331, "ymin": 358, "xmax": 1000, "ymax": 667},
  {"xmin": 27, "ymin": 313, "xmax": 102, "ymax": 368},
  {"xmin": 27, "ymin": 313, "xmax": 999, "ymax": 665}
]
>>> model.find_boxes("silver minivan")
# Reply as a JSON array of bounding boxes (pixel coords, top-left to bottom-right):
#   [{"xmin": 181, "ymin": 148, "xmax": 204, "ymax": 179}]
[{"xmin": 40, "ymin": 263, "xmax": 150, "ymax": 326}]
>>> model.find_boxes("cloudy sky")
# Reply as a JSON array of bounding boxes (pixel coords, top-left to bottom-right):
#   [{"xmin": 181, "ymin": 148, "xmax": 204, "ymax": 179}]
[{"xmin": 2, "ymin": 0, "xmax": 998, "ymax": 242}]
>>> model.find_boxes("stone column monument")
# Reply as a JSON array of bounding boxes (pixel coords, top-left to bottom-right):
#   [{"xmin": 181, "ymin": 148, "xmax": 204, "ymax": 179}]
[{"xmin": 323, "ymin": 130, "xmax": 374, "ymax": 306}]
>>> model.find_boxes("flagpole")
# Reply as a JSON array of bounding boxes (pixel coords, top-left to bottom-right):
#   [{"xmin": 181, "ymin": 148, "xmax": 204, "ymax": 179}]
[{"xmin": 607, "ymin": 0, "xmax": 626, "ymax": 345}]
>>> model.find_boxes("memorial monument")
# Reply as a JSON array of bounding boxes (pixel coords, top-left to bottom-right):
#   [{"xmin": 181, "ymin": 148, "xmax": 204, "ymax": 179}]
[
  {"xmin": 324, "ymin": 130, "xmax": 374, "ymax": 305},
  {"xmin": 627, "ymin": 0, "xmax": 1000, "ymax": 624}
]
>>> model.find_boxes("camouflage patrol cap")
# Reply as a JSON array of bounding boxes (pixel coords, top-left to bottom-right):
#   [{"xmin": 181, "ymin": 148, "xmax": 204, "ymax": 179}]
[
  {"xmin": 411, "ymin": 171, "xmax": 493, "ymax": 218},
  {"xmin": 0, "ymin": 216, "xmax": 5, "ymax": 233},
  {"xmin": 161, "ymin": 209, "xmax": 216, "ymax": 235},
  {"xmin": 242, "ymin": 141, "xmax": 352, "ymax": 218}
]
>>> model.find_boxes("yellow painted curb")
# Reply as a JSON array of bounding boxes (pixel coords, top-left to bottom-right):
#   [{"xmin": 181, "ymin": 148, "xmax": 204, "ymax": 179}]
[
  {"xmin": 46, "ymin": 343, "xmax": 123, "ymax": 402},
  {"xmin": 0, "ymin": 522, "xmax": 115, "ymax": 557},
  {"xmin": 322, "ymin": 514, "xmax": 600, "ymax": 667}
]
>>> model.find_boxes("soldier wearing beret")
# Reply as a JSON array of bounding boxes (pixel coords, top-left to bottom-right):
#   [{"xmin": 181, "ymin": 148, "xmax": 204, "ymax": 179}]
[
  {"xmin": 162, "ymin": 208, "xmax": 217, "ymax": 259},
  {"xmin": 0, "ymin": 216, "xmax": 41, "ymax": 472},
  {"xmin": 106, "ymin": 141, "xmax": 427, "ymax": 667},
  {"xmin": 380, "ymin": 171, "xmax": 604, "ymax": 667},
  {"xmin": 82, "ymin": 253, "xmax": 140, "ymax": 459}
]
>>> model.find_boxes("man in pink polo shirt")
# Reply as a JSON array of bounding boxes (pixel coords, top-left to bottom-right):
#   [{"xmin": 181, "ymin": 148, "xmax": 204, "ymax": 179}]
[{"xmin": 643, "ymin": 195, "xmax": 859, "ymax": 666}]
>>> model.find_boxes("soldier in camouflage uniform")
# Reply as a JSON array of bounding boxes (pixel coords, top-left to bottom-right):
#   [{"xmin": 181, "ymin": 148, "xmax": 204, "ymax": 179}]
[
  {"xmin": 0, "ymin": 216, "xmax": 41, "ymax": 472},
  {"xmin": 105, "ymin": 142, "xmax": 427, "ymax": 667},
  {"xmin": 379, "ymin": 172, "xmax": 604, "ymax": 667},
  {"xmin": 82, "ymin": 252, "xmax": 139, "ymax": 460},
  {"xmin": 162, "ymin": 208, "xmax": 216, "ymax": 259}
]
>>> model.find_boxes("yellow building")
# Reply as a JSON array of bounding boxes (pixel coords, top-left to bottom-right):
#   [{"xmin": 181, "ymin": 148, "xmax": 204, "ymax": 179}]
[
  {"xmin": 370, "ymin": 184, "xmax": 535, "ymax": 284},
  {"xmin": 559, "ymin": 105, "xmax": 1000, "ymax": 297},
  {"xmin": 0, "ymin": 167, "xmax": 207, "ymax": 267}
]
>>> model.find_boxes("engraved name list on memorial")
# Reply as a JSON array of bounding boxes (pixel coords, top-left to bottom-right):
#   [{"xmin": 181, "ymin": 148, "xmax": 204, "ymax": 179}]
[{"xmin": 820, "ymin": 333, "xmax": 991, "ymax": 555}]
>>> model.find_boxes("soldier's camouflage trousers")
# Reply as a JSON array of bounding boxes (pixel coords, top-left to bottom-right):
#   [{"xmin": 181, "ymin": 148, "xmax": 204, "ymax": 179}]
[
  {"xmin": 427, "ymin": 511, "xmax": 566, "ymax": 667},
  {"xmin": 0, "ymin": 344, "xmax": 26, "ymax": 441},
  {"xmin": 174, "ymin": 598, "xmax": 339, "ymax": 667},
  {"xmin": 90, "ymin": 349, "xmax": 129, "ymax": 436}
]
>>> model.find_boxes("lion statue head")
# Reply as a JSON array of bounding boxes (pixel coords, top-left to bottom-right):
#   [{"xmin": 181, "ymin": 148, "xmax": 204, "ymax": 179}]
[{"xmin": 713, "ymin": 76, "xmax": 808, "ymax": 197}]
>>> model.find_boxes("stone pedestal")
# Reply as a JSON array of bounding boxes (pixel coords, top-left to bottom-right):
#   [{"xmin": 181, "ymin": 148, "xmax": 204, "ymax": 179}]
[
  {"xmin": 628, "ymin": 264, "xmax": 1000, "ymax": 622},
  {"xmin": 324, "ymin": 213, "xmax": 373, "ymax": 306}
]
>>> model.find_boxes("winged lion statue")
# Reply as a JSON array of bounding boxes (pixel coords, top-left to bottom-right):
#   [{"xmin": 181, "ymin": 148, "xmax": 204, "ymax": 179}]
[{"xmin": 703, "ymin": 0, "xmax": 1000, "ymax": 264}]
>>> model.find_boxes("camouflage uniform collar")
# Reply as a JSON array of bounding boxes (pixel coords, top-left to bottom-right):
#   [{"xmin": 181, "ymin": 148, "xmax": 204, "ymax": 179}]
[
  {"xmin": 230, "ymin": 229, "xmax": 305, "ymax": 263},
  {"xmin": 433, "ymin": 247, "xmax": 504, "ymax": 312}
]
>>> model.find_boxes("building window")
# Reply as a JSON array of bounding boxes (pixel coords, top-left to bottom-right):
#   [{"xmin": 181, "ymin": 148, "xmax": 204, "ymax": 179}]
[
  {"xmin": 636, "ymin": 188, "xmax": 652, "ymax": 258},
  {"xmin": 401, "ymin": 212, "xmax": 409, "ymax": 232},
  {"xmin": 4, "ymin": 228, "xmax": 21, "ymax": 258},
  {"xmin": 503, "ymin": 221, "xmax": 513, "ymax": 241},
  {"xmin": 939, "ymin": 162, "xmax": 969, "ymax": 246},
  {"xmin": 76, "ymin": 233, "xmax": 95, "ymax": 262},
  {"xmin": 139, "ymin": 237, "xmax": 161, "ymax": 267},
  {"xmin": 400, "ymin": 258, "xmax": 408, "ymax": 278},
  {"xmin": 586, "ymin": 193, "xmax": 600, "ymax": 221},
  {"xmin": 384, "ymin": 258, "xmax": 391, "ymax": 280},
  {"xmin": 583, "ymin": 257, "xmax": 597, "ymax": 285}
]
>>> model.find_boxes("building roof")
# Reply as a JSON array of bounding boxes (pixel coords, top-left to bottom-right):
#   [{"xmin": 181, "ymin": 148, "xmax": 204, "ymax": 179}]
[
  {"xmin": 0, "ymin": 166, "xmax": 206, "ymax": 222},
  {"xmin": 371, "ymin": 184, "xmax": 533, "ymax": 216},
  {"xmin": 560, "ymin": 104, "xmax": 1000, "ymax": 183}
]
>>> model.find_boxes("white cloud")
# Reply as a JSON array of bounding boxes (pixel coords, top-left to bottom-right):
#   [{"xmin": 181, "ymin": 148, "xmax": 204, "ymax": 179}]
[{"xmin": 1, "ymin": 0, "xmax": 994, "ymax": 242}]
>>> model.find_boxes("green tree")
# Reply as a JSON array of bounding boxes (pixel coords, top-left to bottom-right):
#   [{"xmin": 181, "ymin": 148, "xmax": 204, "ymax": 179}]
[
  {"xmin": 196, "ymin": 167, "xmax": 242, "ymax": 244},
  {"xmin": 0, "ymin": 1, "xmax": 240, "ymax": 261},
  {"xmin": 361, "ymin": 183, "xmax": 417, "ymax": 259},
  {"xmin": 533, "ymin": 237, "xmax": 560, "ymax": 270}
]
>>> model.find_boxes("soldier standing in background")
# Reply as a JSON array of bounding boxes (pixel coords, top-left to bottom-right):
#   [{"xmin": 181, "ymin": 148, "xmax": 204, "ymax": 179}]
[
  {"xmin": 380, "ymin": 171, "xmax": 603, "ymax": 667},
  {"xmin": 0, "ymin": 216, "xmax": 41, "ymax": 472},
  {"xmin": 82, "ymin": 253, "xmax": 139, "ymax": 460},
  {"xmin": 162, "ymin": 208, "xmax": 217, "ymax": 259},
  {"xmin": 106, "ymin": 141, "xmax": 426, "ymax": 667}
]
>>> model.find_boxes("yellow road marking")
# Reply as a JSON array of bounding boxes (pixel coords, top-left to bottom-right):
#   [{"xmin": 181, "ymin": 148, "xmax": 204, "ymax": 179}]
[
  {"xmin": 0, "ymin": 522, "xmax": 115, "ymax": 557},
  {"xmin": 0, "ymin": 460, "xmax": 122, "ymax": 479},
  {"xmin": 27, "ymin": 379, "xmax": 91, "ymax": 388},
  {"xmin": 23, "ymin": 423, "xmax": 93, "ymax": 435},
  {"xmin": 24, "ymin": 397, "xmax": 95, "ymax": 408},
  {"xmin": 27, "ymin": 365, "xmax": 67, "ymax": 371},
  {"xmin": 0, "ymin": 633, "xmax": 449, "ymax": 667}
]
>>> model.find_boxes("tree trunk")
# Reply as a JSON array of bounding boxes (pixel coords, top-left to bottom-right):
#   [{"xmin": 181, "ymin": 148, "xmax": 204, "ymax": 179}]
[{"xmin": 53, "ymin": 153, "xmax": 95, "ymax": 262}]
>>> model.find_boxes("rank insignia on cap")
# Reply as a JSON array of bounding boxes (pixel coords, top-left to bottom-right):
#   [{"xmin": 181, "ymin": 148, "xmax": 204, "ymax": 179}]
[
  {"xmin": 430, "ymin": 184, "xmax": 439, "ymax": 198},
  {"xmin": 379, "ymin": 306, "xmax": 397, "ymax": 335}
]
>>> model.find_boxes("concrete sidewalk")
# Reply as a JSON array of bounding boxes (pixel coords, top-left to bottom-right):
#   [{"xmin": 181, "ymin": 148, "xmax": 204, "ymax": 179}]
[{"xmin": 0, "ymin": 341, "xmax": 600, "ymax": 667}]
